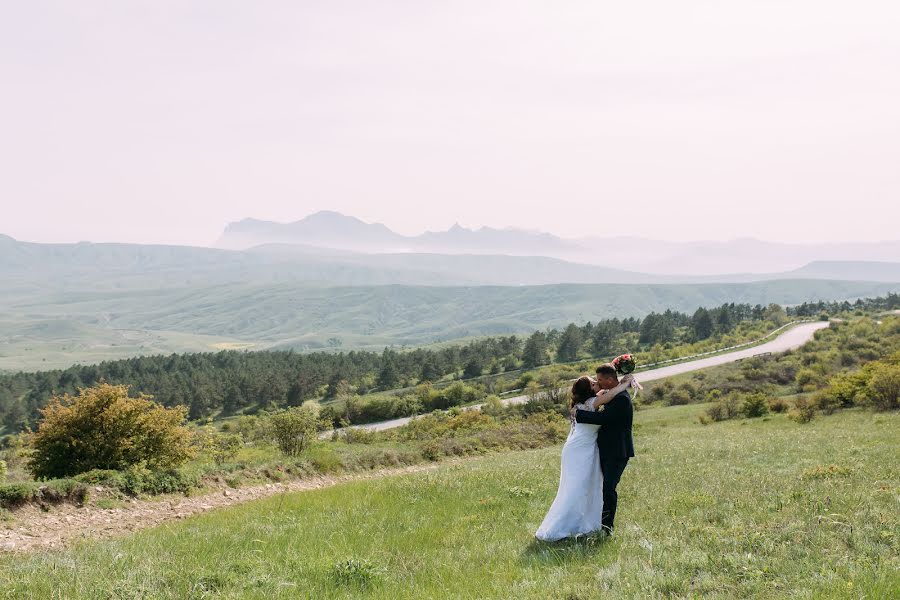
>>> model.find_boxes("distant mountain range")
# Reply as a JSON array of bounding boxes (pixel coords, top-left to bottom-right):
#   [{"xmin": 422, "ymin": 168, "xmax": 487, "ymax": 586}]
[
  {"xmin": 3, "ymin": 231, "xmax": 900, "ymax": 371},
  {"xmin": 216, "ymin": 211, "xmax": 578, "ymax": 258},
  {"xmin": 4, "ymin": 233, "xmax": 900, "ymax": 288},
  {"xmin": 215, "ymin": 211, "xmax": 900, "ymax": 275}
]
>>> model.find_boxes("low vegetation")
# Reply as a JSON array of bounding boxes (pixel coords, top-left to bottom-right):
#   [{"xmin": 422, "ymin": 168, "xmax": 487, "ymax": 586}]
[{"xmin": 641, "ymin": 314, "xmax": 900, "ymax": 425}]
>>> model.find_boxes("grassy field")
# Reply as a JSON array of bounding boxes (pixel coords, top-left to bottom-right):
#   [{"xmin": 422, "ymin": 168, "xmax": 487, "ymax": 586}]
[{"xmin": 2, "ymin": 404, "xmax": 897, "ymax": 599}]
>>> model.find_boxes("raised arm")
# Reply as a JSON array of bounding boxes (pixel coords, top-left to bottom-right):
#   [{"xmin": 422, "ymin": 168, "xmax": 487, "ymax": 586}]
[
  {"xmin": 575, "ymin": 389, "xmax": 632, "ymax": 427},
  {"xmin": 587, "ymin": 376, "xmax": 632, "ymax": 410}
]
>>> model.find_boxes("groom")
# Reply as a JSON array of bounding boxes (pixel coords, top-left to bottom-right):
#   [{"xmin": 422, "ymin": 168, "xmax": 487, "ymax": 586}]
[{"xmin": 574, "ymin": 364, "xmax": 635, "ymax": 534}]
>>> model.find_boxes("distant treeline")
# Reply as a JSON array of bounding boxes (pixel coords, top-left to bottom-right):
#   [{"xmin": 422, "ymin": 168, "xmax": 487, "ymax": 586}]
[{"xmin": 1, "ymin": 294, "xmax": 896, "ymax": 433}]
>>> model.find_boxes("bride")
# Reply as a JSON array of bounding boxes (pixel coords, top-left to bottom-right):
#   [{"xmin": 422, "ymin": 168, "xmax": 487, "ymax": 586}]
[{"xmin": 535, "ymin": 373, "xmax": 633, "ymax": 542}]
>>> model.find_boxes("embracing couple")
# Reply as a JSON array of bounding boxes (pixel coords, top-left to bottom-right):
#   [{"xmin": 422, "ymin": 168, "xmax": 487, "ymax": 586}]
[{"xmin": 535, "ymin": 363, "xmax": 636, "ymax": 542}]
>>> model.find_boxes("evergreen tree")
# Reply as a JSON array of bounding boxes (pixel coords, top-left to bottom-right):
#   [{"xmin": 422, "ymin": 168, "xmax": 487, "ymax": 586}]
[
  {"xmin": 690, "ymin": 307, "xmax": 714, "ymax": 341},
  {"xmin": 522, "ymin": 332, "xmax": 550, "ymax": 368},
  {"xmin": 556, "ymin": 323, "xmax": 583, "ymax": 362},
  {"xmin": 463, "ymin": 357, "xmax": 484, "ymax": 379},
  {"xmin": 591, "ymin": 321, "xmax": 621, "ymax": 356}
]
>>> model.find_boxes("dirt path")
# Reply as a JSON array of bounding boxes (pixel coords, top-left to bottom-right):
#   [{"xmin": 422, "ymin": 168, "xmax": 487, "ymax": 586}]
[{"xmin": 0, "ymin": 463, "xmax": 443, "ymax": 554}]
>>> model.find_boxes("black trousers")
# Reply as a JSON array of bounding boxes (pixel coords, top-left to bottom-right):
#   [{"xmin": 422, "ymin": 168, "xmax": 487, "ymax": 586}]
[{"xmin": 599, "ymin": 457, "xmax": 629, "ymax": 531}]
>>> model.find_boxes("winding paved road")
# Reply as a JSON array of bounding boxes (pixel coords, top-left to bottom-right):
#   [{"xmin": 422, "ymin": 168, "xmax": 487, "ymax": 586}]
[{"xmin": 331, "ymin": 320, "xmax": 831, "ymax": 434}]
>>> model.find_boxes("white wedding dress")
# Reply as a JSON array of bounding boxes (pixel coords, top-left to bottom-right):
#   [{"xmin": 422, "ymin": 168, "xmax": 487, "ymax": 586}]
[{"xmin": 535, "ymin": 400, "xmax": 604, "ymax": 541}]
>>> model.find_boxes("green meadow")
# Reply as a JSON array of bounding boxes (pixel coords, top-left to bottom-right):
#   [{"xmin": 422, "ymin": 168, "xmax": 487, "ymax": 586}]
[{"xmin": 2, "ymin": 405, "xmax": 897, "ymax": 599}]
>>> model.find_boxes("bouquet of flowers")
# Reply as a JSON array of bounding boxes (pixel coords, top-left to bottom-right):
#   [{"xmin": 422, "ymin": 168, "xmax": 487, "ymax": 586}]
[{"xmin": 612, "ymin": 353, "xmax": 636, "ymax": 375}]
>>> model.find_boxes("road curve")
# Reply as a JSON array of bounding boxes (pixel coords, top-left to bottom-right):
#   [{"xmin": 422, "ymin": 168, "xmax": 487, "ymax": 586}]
[{"xmin": 331, "ymin": 321, "xmax": 831, "ymax": 434}]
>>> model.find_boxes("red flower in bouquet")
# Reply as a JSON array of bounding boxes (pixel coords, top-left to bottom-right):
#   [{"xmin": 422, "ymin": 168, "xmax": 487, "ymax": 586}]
[{"xmin": 612, "ymin": 353, "xmax": 636, "ymax": 375}]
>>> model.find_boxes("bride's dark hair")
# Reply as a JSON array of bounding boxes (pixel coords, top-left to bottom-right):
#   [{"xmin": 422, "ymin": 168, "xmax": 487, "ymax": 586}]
[{"xmin": 569, "ymin": 376, "xmax": 594, "ymax": 409}]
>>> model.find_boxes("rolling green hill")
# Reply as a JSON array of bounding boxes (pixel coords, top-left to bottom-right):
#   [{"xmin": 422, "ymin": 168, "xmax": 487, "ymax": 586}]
[{"xmin": 2, "ymin": 277, "xmax": 899, "ymax": 371}]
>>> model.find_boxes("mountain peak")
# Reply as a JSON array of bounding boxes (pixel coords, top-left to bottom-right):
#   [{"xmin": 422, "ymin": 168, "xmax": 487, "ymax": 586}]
[{"xmin": 298, "ymin": 210, "xmax": 357, "ymax": 223}]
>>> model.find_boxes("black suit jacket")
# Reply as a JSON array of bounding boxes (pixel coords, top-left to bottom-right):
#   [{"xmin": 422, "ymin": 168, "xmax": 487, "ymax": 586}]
[{"xmin": 574, "ymin": 390, "xmax": 635, "ymax": 459}]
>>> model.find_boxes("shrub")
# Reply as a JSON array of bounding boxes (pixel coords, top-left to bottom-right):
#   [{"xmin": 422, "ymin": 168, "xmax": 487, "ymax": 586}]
[
  {"xmin": 865, "ymin": 363, "xmax": 900, "ymax": 411},
  {"xmin": 226, "ymin": 415, "xmax": 268, "ymax": 443},
  {"xmin": 0, "ymin": 459, "xmax": 6, "ymax": 483},
  {"xmin": 270, "ymin": 405, "xmax": 319, "ymax": 456},
  {"xmin": 28, "ymin": 384, "xmax": 193, "ymax": 479},
  {"xmin": 480, "ymin": 395, "xmax": 505, "ymax": 417},
  {"xmin": 197, "ymin": 428, "xmax": 244, "ymax": 465},
  {"xmin": 788, "ymin": 397, "xmax": 816, "ymax": 423},
  {"xmin": 667, "ymin": 388, "xmax": 692, "ymax": 406},
  {"xmin": 524, "ymin": 386, "xmax": 564, "ymax": 414},
  {"xmin": 334, "ymin": 427, "xmax": 377, "ymax": 444},
  {"xmin": 431, "ymin": 382, "xmax": 482, "ymax": 410},
  {"xmin": 794, "ymin": 368, "xmax": 818, "ymax": 391},
  {"xmin": 812, "ymin": 391, "xmax": 842, "ymax": 415},
  {"xmin": 705, "ymin": 393, "xmax": 742, "ymax": 422},
  {"xmin": 767, "ymin": 398, "xmax": 789, "ymax": 413},
  {"xmin": 741, "ymin": 393, "xmax": 769, "ymax": 418},
  {"xmin": 648, "ymin": 381, "xmax": 672, "ymax": 403},
  {"xmin": 117, "ymin": 463, "xmax": 199, "ymax": 496},
  {"xmin": 819, "ymin": 371, "xmax": 867, "ymax": 409}
]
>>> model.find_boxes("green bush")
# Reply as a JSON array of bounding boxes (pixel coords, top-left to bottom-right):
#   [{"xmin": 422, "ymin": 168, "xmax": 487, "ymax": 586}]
[
  {"xmin": 741, "ymin": 393, "xmax": 769, "ymax": 418},
  {"xmin": 788, "ymin": 397, "xmax": 816, "ymax": 424},
  {"xmin": 795, "ymin": 368, "xmax": 819, "ymax": 391},
  {"xmin": 865, "ymin": 363, "xmax": 900, "ymax": 411},
  {"xmin": 479, "ymin": 395, "xmax": 505, "ymax": 417},
  {"xmin": 197, "ymin": 428, "xmax": 244, "ymax": 465},
  {"xmin": 270, "ymin": 405, "xmax": 320, "ymax": 456},
  {"xmin": 705, "ymin": 393, "xmax": 742, "ymax": 422},
  {"xmin": 812, "ymin": 391, "xmax": 842, "ymax": 415},
  {"xmin": 767, "ymin": 398, "xmax": 789, "ymax": 413},
  {"xmin": 119, "ymin": 464, "xmax": 199, "ymax": 496},
  {"xmin": 334, "ymin": 427, "xmax": 377, "ymax": 444},
  {"xmin": 28, "ymin": 383, "xmax": 194, "ymax": 479},
  {"xmin": 73, "ymin": 469, "xmax": 124, "ymax": 487},
  {"xmin": 429, "ymin": 382, "xmax": 482, "ymax": 410},
  {"xmin": 667, "ymin": 388, "xmax": 692, "ymax": 406},
  {"xmin": 820, "ymin": 371, "xmax": 868, "ymax": 408}
]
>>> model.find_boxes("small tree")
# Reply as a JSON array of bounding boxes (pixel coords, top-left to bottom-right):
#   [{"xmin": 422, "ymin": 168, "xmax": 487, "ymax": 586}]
[
  {"xmin": 741, "ymin": 393, "xmax": 769, "ymax": 418},
  {"xmin": 28, "ymin": 384, "xmax": 193, "ymax": 479},
  {"xmin": 269, "ymin": 405, "xmax": 319, "ymax": 456}
]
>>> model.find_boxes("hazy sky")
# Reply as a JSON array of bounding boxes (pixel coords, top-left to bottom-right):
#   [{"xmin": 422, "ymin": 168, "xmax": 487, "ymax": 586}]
[{"xmin": 2, "ymin": 1, "xmax": 898, "ymax": 246}]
